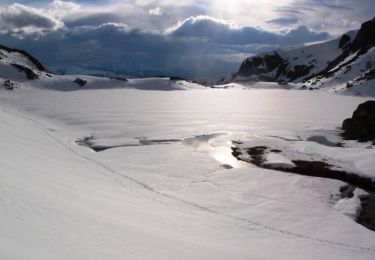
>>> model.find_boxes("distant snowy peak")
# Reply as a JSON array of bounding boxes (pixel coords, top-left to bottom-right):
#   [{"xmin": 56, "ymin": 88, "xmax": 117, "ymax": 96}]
[
  {"xmin": 234, "ymin": 18, "xmax": 375, "ymax": 90},
  {"xmin": 0, "ymin": 45, "xmax": 46, "ymax": 81}
]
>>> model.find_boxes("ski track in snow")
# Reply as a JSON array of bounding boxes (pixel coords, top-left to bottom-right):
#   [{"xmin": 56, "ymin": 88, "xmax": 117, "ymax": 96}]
[{"xmin": 5, "ymin": 106, "xmax": 375, "ymax": 257}]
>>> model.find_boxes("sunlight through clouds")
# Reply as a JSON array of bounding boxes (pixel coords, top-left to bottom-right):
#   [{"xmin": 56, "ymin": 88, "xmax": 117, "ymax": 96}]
[{"xmin": 0, "ymin": 0, "xmax": 373, "ymax": 79}]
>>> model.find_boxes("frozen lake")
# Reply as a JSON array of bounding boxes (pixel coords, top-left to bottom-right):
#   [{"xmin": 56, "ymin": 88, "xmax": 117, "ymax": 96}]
[{"xmin": 10, "ymin": 88, "xmax": 368, "ymax": 137}]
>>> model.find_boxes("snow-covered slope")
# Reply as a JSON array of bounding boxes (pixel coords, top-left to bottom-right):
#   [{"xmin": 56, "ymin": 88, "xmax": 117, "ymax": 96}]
[
  {"xmin": 1, "ymin": 87, "xmax": 375, "ymax": 259},
  {"xmin": 233, "ymin": 18, "xmax": 375, "ymax": 96}
]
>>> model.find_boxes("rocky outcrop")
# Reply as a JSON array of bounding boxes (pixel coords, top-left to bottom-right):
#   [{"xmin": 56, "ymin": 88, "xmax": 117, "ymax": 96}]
[
  {"xmin": 74, "ymin": 78, "xmax": 88, "ymax": 86},
  {"xmin": 0, "ymin": 45, "xmax": 45, "ymax": 72},
  {"xmin": 350, "ymin": 18, "xmax": 375, "ymax": 55},
  {"xmin": 235, "ymin": 51, "xmax": 317, "ymax": 82},
  {"xmin": 339, "ymin": 34, "xmax": 351, "ymax": 49},
  {"xmin": 237, "ymin": 52, "xmax": 288, "ymax": 81},
  {"xmin": 342, "ymin": 101, "xmax": 375, "ymax": 142},
  {"xmin": 11, "ymin": 64, "xmax": 39, "ymax": 80}
]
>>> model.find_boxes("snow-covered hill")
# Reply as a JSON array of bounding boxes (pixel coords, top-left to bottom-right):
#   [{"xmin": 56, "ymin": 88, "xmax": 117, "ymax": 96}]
[
  {"xmin": 233, "ymin": 18, "xmax": 375, "ymax": 95},
  {"xmin": 0, "ymin": 45, "xmax": 204, "ymax": 91},
  {"xmin": 0, "ymin": 45, "xmax": 46, "ymax": 81}
]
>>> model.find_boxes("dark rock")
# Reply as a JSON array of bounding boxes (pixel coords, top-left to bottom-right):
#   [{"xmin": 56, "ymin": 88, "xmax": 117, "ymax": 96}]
[
  {"xmin": 278, "ymin": 81, "xmax": 289, "ymax": 86},
  {"xmin": 350, "ymin": 17, "xmax": 375, "ymax": 55},
  {"xmin": 4, "ymin": 80, "xmax": 15, "ymax": 90},
  {"xmin": 74, "ymin": 78, "xmax": 87, "ymax": 86},
  {"xmin": 11, "ymin": 64, "xmax": 39, "ymax": 79},
  {"xmin": 110, "ymin": 76, "xmax": 128, "ymax": 82},
  {"xmin": 236, "ymin": 52, "xmax": 288, "ymax": 81},
  {"xmin": 169, "ymin": 76, "xmax": 186, "ymax": 81},
  {"xmin": 342, "ymin": 100, "xmax": 375, "ymax": 141},
  {"xmin": 357, "ymin": 192, "xmax": 375, "ymax": 231},
  {"xmin": 355, "ymin": 68, "xmax": 375, "ymax": 82},
  {"xmin": 287, "ymin": 64, "xmax": 314, "ymax": 81},
  {"xmin": 339, "ymin": 34, "xmax": 351, "ymax": 49}
]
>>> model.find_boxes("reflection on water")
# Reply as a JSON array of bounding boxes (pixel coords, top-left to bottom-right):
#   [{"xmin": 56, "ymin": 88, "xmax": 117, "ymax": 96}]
[{"xmin": 183, "ymin": 133, "xmax": 248, "ymax": 169}]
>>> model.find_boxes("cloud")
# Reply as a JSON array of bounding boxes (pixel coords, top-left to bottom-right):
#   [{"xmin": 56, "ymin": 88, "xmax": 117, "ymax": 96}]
[
  {"xmin": 149, "ymin": 7, "xmax": 162, "ymax": 16},
  {"xmin": 0, "ymin": 2, "xmax": 345, "ymax": 80},
  {"xmin": 267, "ymin": 17, "xmax": 299, "ymax": 25},
  {"xmin": 50, "ymin": 0, "xmax": 81, "ymax": 18},
  {"xmin": 275, "ymin": 0, "xmax": 375, "ymax": 34},
  {"xmin": 1, "ymin": 0, "xmax": 374, "ymax": 35},
  {"xmin": 0, "ymin": 3, "xmax": 63, "ymax": 34},
  {"xmin": 64, "ymin": 13, "xmax": 124, "ymax": 28},
  {"xmin": 166, "ymin": 16, "xmax": 328, "ymax": 45},
  {"xmin": 0, "ymin": 20, "xmax": 277, "ymax": 79}
]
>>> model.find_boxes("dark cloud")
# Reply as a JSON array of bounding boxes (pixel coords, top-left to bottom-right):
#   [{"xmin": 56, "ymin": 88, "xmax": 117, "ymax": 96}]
[
  {"xmin": 0, "ymin": 11, "xmax": 331, "ymax": 80},
  {"xmin": 167, "ymin": 16, "xmax": 328, "ymax": 45},
  {"xmin": 267, "ymin": 17, "xmax": 299, "ymax": 26},
  {"xmin": 64, "ymin": 13, "xmax": 124, "ymax": 28},
  {"xmin": 0, "ymin": 21, "xmax": 279, "ymax": 79}
]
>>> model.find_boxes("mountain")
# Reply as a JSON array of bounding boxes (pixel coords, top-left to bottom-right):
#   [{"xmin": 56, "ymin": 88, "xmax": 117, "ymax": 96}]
[{"xmin": 233, "ymin": 18, "xmax": 375, "ymax": 94}]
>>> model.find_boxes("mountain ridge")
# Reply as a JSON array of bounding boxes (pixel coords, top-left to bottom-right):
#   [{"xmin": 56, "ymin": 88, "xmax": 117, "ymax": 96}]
[{"xmin": 233, "ymin": 18, "xmax": 375, "ymax": 94}]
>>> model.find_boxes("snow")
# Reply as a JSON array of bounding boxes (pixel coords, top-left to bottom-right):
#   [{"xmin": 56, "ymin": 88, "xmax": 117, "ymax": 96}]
[
  {"xmin": 277, "ymin": 36, "xmax": 344, "ymax": 77},
  {"xmin": 263, "ymin": 152, "xmax": 296, "ymax": 169},
  {"xmin": 1, "ymin": 85, "xmax": 375, "ymax": 259},
  {"xmin": 335, "ymin": 189, "xmax": 368, "ymax": 220}
]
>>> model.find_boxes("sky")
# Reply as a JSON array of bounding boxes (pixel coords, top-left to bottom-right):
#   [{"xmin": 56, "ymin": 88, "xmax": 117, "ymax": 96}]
[{"xmin": 0, "ymin": 0, "xmax": 374, "ymax": 79}]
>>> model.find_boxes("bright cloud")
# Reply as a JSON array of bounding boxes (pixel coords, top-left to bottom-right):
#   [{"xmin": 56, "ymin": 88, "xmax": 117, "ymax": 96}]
[
  {"xmin": 0, "ymin": 3, "xmax": 63, "ymax": 34},
  {"xmin": 149, "ymin": 7, "xmax": 162, "ymax": 16},
  {"xmin": 49, "ymin": 0, "xmax": 81, "ymax": 18}
]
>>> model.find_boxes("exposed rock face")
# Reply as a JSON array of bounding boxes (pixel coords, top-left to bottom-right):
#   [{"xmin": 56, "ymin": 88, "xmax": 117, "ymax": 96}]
[
  {"xmin": 236, "ymin": 51, "xmax": 317, "ymax": 82},
  {"xmin": 342, "ymin": 101, "xmax": 375, "ymax": 142},
  {"xmin": 339, "ymin": 34, "xmax": 351, "ymax": 49},
  {"xmin": 350, "ymin": 18, "xmax": 375, "ymax": 54},
  {"xmin": 237, "ymin": 52, "xmax": 287, "ymax": 81}
]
